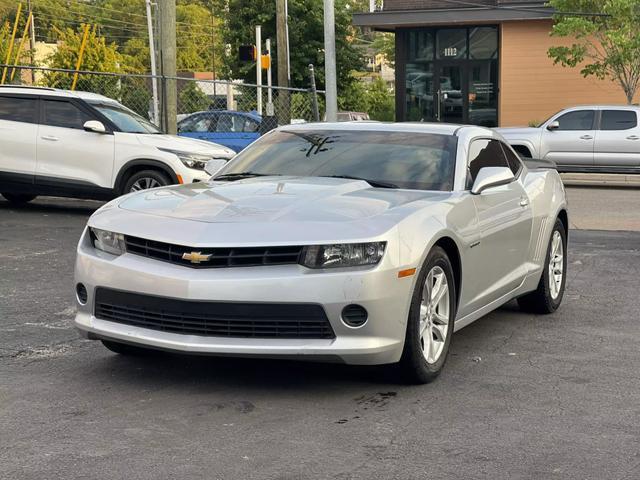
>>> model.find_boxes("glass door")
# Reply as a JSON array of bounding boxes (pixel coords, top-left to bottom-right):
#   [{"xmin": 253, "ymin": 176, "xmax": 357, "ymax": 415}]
[{"xmin": 436, "ymin": 64, "xmax": 465, "ymax": 124}]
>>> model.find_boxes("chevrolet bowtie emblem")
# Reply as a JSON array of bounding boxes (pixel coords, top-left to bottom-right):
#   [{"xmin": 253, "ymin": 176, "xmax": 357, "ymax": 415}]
[{"xmin": 182, "ymin": 251, "xmax": 212, "ymax": 264}]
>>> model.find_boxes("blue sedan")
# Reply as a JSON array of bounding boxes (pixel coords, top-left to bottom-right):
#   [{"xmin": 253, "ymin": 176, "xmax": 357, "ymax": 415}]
[{"xmin": 178, "ymin": 110, "xmax": 262, "ymax": 153}]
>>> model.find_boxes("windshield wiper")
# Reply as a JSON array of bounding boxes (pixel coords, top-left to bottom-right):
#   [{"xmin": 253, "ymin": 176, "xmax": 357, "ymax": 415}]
[
  {"xmin": 214, "ymin": 172, "xmax": 280, "ymax": 181},
  {"xmin": 320, "ymin": 175, "xmax": 398, "ymax": 189}
]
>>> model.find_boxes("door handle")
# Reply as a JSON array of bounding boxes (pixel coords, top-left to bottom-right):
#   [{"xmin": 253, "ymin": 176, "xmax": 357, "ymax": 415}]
[
  {"xmin": 626, "ymin": 135, "xmax": 640, "ymax": 140},
  {"xmin": 579, "ymin": 135, "xmax": 593, "ymax": 140},
  {"xmin": 520, "ymin": 196, "xmax": 529, "ymax": 207},
  {"xmin": 41, "ymin": 135, "xmax": 59, "ymax": 141}
]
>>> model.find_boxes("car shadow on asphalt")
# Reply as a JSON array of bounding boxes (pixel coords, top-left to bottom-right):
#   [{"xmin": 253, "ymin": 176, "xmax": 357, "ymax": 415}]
[
  {"xmin": 0, "ymin": 198, "xmax": 103, "ymax": 216},
  {"xmin": 85, "ymin": 301, "xmax": 532, "ymax": 390}
]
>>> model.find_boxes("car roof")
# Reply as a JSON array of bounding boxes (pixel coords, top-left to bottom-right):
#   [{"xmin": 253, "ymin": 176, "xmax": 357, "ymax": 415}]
[
  {"xmin": 186, "ymin": 110, "xmax": 262, "ymax": 120},
  {"xmin": 0, "ymin": 85, "xmax": 117, "ymax": 104},
  {"xmin": 562, "ymin": 104, "xmax": 640, "ymax": 110},
  {"xmin": 280, "ymin": 121, "xmax": 489, "ymax": 137}
]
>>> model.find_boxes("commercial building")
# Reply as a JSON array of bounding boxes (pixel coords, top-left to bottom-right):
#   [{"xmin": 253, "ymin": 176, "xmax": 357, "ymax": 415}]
[{"xmin": 354, "ymin": 1, "xmax": 633, "ymax": 127}]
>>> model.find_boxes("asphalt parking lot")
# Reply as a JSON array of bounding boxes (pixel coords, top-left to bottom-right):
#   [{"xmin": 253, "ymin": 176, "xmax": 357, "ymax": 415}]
[{"xmin": 1, "ymin": 189, "xmax": 640, "ymax": 480}]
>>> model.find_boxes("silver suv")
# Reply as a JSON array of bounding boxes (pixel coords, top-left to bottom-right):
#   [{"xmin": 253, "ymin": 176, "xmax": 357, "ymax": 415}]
[{"xmin": 496, "ymin": 105, "xmax": 640, "ymax": 173}]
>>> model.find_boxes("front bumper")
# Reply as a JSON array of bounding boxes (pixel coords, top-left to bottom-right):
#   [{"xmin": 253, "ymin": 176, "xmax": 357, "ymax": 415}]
[
  {"xmin": 74, "ymin": 230, "xmax": 415, "ymax": 365},
  {"xmin": 178, "ymin": 168, "xmax": 210, "ymax": 184}
]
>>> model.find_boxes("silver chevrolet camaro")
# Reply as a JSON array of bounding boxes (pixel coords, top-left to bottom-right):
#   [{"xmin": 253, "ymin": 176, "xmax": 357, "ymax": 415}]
[{"xmin": 74, "ymin": 122, "xmax": 568, "ymax": 383}]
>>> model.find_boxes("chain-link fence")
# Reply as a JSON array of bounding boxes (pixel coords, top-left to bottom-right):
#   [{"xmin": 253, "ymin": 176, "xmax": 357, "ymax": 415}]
[{"xmin": 2, "ymin": 65, "xmax": 326, "ymax": 129}]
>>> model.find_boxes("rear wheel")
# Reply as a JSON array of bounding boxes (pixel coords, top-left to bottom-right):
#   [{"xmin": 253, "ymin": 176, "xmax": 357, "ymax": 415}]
[
  {"xmin": 399, "ymin": 246, "xmax": 456, "ymax": 384},
  {"xmin": 1, "ymin": 193, "xmax": 37, "ymax": 205},
  {"xmin": 122, "ymin": 170, "xmax": 171, "ymax": 195},
  {"xmin": 518, "ymin": 218, "xmax": 567, "ymax": 314},
  {"xmin": 101, "ymin": 339, "xmax": 153, "ymax": 356}
]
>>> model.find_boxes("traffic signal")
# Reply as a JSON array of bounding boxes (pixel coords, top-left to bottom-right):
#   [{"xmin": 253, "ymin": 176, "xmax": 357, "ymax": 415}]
[{"xmin": 239, "ymin": 45, "xmax": 256, "ymax": 62}]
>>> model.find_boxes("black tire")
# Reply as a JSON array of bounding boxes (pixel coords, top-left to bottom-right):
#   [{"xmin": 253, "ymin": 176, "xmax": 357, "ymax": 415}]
[
  {"xmin": 101, "ymin": 339, "xmax": 153, "ymax": 356},
  {"xmin": 518, "ymin": 218, "xmax": 567, "ymax": 314},
  {"xmin": 399, "ymin": 246, "xmax": 457, "ymax": 384},
  {"xmin": 1, "ymin": 193, "xmax": 37, "ymax": 205},
  {"xmin": 121, "ymin": 170, "xmax": 171, "ymax": 195}
]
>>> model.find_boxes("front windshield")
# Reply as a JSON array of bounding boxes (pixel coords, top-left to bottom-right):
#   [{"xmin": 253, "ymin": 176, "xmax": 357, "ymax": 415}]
[
  {"xmin": 89, "ymin": 102, "xmax": 162, "ymax": 134},
  {"xmin": 216, "ymin": 129, "xmax": 458, "ymax": 191}
]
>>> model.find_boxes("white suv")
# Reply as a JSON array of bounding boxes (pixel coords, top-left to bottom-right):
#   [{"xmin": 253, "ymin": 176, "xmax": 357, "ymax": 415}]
[{"xmin": 0, "ymin": 86, "xmax": 235, "ymax": 205}]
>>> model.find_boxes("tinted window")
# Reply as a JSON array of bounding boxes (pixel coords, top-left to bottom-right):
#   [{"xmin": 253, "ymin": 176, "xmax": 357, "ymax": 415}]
[
  {"xmin": 217, "ymin": 130, "xmax": 458, "ymax": 191},
  {"xmin": 601, "ymin": 110, "xmax": 637, "ymax": 131},
  {"xmin": 43, "ymin": 100, "xmax": 90, "ymax": 129},
  {"xmin": 216, "ymin": 114, "xmax": 235, "ymax": 132},
  {"xmin": 468, "ymin": 138, "xmax": 509, "ymax": 186},
  {"xmin": 500, "ymin": 142, "xmax": 522, "ymax": 175},
  {"xmin": 0, "ymin": 96, "xmax": 37, "ymax": 123},
  {"xmin": 90, "ymin": 102, "xmax": 161, "ymax": 134},
  {"xmin": 469, "ymin": 27, "xmax": 498, "ymax": 60},
  {"xmin": 555, "ymin": 110, "xmax": 595, "ymax": 130},
  {"xmin": 436, "ymin": 29, "xmax": 467, "ymax": 59}
]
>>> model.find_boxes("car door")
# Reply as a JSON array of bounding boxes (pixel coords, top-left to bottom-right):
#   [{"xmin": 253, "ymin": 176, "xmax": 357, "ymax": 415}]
[
  {"xmin": 36, "ymin": 98, "xmax": 115, "ymax": 190},
  {"xmin": 540, "ymin": 109, "xmax": 596, "ymax": 169},
  {"xmin": 594, "ymin": 109, "xmax": 640, "ymax": 169},
  {"xmin": 212, "ymin": 113, "xmax": 251, "ymax": 152},
  {"xmin": 178, "ymin": 113, "xmax": 217, "ymax": 142},
  {"xmin": 465, "ymin": 138, "xmax": 533, "ymax": 312},
  {"xmin": 239, "ymin": 115, "xmax": 261, "ymax": 149},
  {"xmin": 0, "ymin": 94, "xmax": 39, "ymax": 188}
]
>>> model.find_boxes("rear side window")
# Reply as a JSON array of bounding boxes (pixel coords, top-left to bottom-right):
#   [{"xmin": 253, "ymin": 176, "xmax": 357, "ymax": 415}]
[
  {"xmin": 0, "ymin": 96, "xmax": 38, "ymax": 123},
  {"xmin": 555, "ymin": 110, "xmax": 595, "ymax": 130},
  {"xmin": 468, "ymin": 138, "xmax": 509, "ymax": 186},
  {"xmin": 600, "ymin": 110, "xmax": 637, "ymax": 131},
  {"xmin": 42, "ymin": 100, "xmax": 91, "ymax": 129},
  {"xmin": 500, "ymin": 142, "xmax": 523, "ymax": 175}
]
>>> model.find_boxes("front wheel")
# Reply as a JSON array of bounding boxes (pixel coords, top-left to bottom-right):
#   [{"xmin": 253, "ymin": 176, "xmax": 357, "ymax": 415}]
[
  {"xmin": 518, "ymin": 218, "xmax": 567, "ymax": 314},
  {"xmin": 1, "ymin": 193, "xmax": 37, "ymax": 205},
  {"xmin": 399, "ymin": 246, "xmax": 456, "ymax": 384},
  {"xmin": 122, "ymin": 170, "xmax": 171, "ymax": 195}
]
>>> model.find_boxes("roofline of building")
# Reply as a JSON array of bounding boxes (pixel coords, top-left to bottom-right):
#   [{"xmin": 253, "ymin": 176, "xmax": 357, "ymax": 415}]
[{"xmin": 353, "ymin": 4, "xmax": 554, "ymax": 30}]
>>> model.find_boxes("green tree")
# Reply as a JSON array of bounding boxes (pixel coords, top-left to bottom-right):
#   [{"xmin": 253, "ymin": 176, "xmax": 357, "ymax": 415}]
[
  {"xmin": 179, "ymin": 81, "xmax": 211, "ymax": 113},
  {"xmin": 547, "ymin": 0, "xmax": 640, "ymax": 103},
  {"xmin": 44, "ymin": 26, "xmax": 122, "ymax": 95},
  {"xmin": 219, "ymin": 0, "xmax": 364, "ymax": 91}
]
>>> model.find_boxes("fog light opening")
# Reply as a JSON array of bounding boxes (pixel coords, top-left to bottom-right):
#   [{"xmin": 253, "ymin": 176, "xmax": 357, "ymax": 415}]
[
  {"xmin": 341, "ymin": 304, "xmax": 368, "ymax": 328},
  {"xmin": 76, "ymin": 283, "xmax": 88, "ymax": 305}
]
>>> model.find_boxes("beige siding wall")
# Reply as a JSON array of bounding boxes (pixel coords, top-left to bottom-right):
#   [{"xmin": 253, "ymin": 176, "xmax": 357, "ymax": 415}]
[{"xmin": 499, "ymin": 20, "xmax": 633, "ymax": 127}]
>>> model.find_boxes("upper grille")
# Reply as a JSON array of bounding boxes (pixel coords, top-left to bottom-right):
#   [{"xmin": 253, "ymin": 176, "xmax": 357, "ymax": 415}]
[
  {"xmin": 124, "ymin": 235, "xmax": 304, "ymax": 269},
  {"xmin": 94, "ymin": 288, "xmax": 335, "ymax": 339}
]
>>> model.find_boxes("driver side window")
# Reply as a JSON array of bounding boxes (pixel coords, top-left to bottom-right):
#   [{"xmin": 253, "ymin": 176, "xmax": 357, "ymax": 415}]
[
  {"xmin": 467, "ymin": 138, "xmax": 509, "ymax": 189},
  {"xmin": 554, "ymin": 110, "xmax": 595, "ymax": 131}
]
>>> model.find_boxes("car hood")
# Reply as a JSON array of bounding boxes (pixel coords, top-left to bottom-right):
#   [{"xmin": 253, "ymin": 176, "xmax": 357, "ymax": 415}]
[
  {"xmin": 90, "ymin": 177, "xmax": 451, "ymax": 245},
  {"xmin": 136, "ymin": 134, "xmax": 236, "ymax": 157},
  {"xmin": 495, "ymin": 126, "xmax": 541, "ymax": 138}
]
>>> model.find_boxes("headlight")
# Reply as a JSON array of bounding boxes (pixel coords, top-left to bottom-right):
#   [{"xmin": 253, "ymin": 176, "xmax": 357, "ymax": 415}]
[
  {"xmin": 90, "ymin": 228, "xmax": 125, "ymax": 256},
  {"xmin": 158, "ymin": 148, "xmax": 220, "ymax": 170},
  {"xmin": 301, "ymin": 242, "xmax": 386, "ymax": 269}
]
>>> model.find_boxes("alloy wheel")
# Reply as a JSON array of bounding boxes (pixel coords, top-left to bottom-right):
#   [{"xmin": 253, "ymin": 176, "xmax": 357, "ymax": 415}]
[
  {"xmin": 419, "ymin": 266, "xmax": 450, "ymax": 364},
  {"xmin": 130, "ymin": 177, "xmax": 162, "ymax": 192},
  {"xmin": 549, "ymin": 230, "xmax": 564, "ymax": 299}
]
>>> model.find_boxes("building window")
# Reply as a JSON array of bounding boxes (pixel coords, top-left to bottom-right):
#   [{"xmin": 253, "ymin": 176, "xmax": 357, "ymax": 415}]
[
  {"xmin": 436, "ymin": 29, "xmax": 467, "ymax": 60},
  {"xmin": 469, "ymin": 27, "xmax": 498, "ymax": 60}
]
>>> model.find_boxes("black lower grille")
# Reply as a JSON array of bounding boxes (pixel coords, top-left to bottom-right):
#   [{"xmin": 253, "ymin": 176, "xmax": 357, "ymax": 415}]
[
  {"xmin": 94, "ymin": 288, "xmax": 335, "ymax": 339},
  {"xmin": 124, "ymin": 235, "xmax": 304, "ymax": 269}
]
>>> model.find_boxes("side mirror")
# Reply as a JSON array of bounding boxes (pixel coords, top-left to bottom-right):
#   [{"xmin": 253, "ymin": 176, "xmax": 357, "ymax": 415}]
[
  {"xmin": 83, "ymin": 120, "xmax": 107, "ymax": 134},
  {"xmin": 471, "ymin": 166, "xmax": 514, "ymax": 195},
  {"xmin": 205, "ymin": 159, "xmax": 228, "ymax": 176},
  {"xmin": 546, "ymin": 120, "xmax": 560, "ymax": 131}
]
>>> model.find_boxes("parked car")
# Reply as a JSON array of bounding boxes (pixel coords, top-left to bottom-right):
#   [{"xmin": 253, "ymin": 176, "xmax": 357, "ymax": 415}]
[
  {"xmin": 0, "ymin": 86, "xmax": 235, "ymax": 205},
  {"xmin": 496, "ymin": 105, "xmax": 640, "ymax": 172},
  {"xmin": 178, "ymin": 110, "xmax": 262, "ymax": 153},
  {"xmin": 74, "ymin": 122, "xmax": 568, "ymax": 384},
  {"xmin": 329, "ymin": 111, "xmax": 371, "ymax": 122}
]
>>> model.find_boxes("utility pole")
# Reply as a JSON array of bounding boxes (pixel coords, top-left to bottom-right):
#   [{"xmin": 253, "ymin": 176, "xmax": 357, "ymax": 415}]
[
  {"xmin": 28, "ymin": 0, "xmax": 35, "ymax": 83},
  {"xmin": 266, "ymin": 38, "xmax": 273, "ymax": 116},
  {"xmin": 255, "ymin": 25, "xmax": 262, "ymax": 115},
  {"xmin": 159, "ymin": 0, "xmax": 177, "ymax": 134},
  {"xmin": 323, "ymin": 0, "xmax": 338, "ymax": 122},
  {"xmin": 276, "ymin": 0, "xmax": 290, "ymax": 124},
  {"xmin": 211, "ymin": 9, "xmax": 217, "ymax": 107},
  {"xmin": 145, "ymin": 0, "xmax": 159, "ymax": 125}
]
